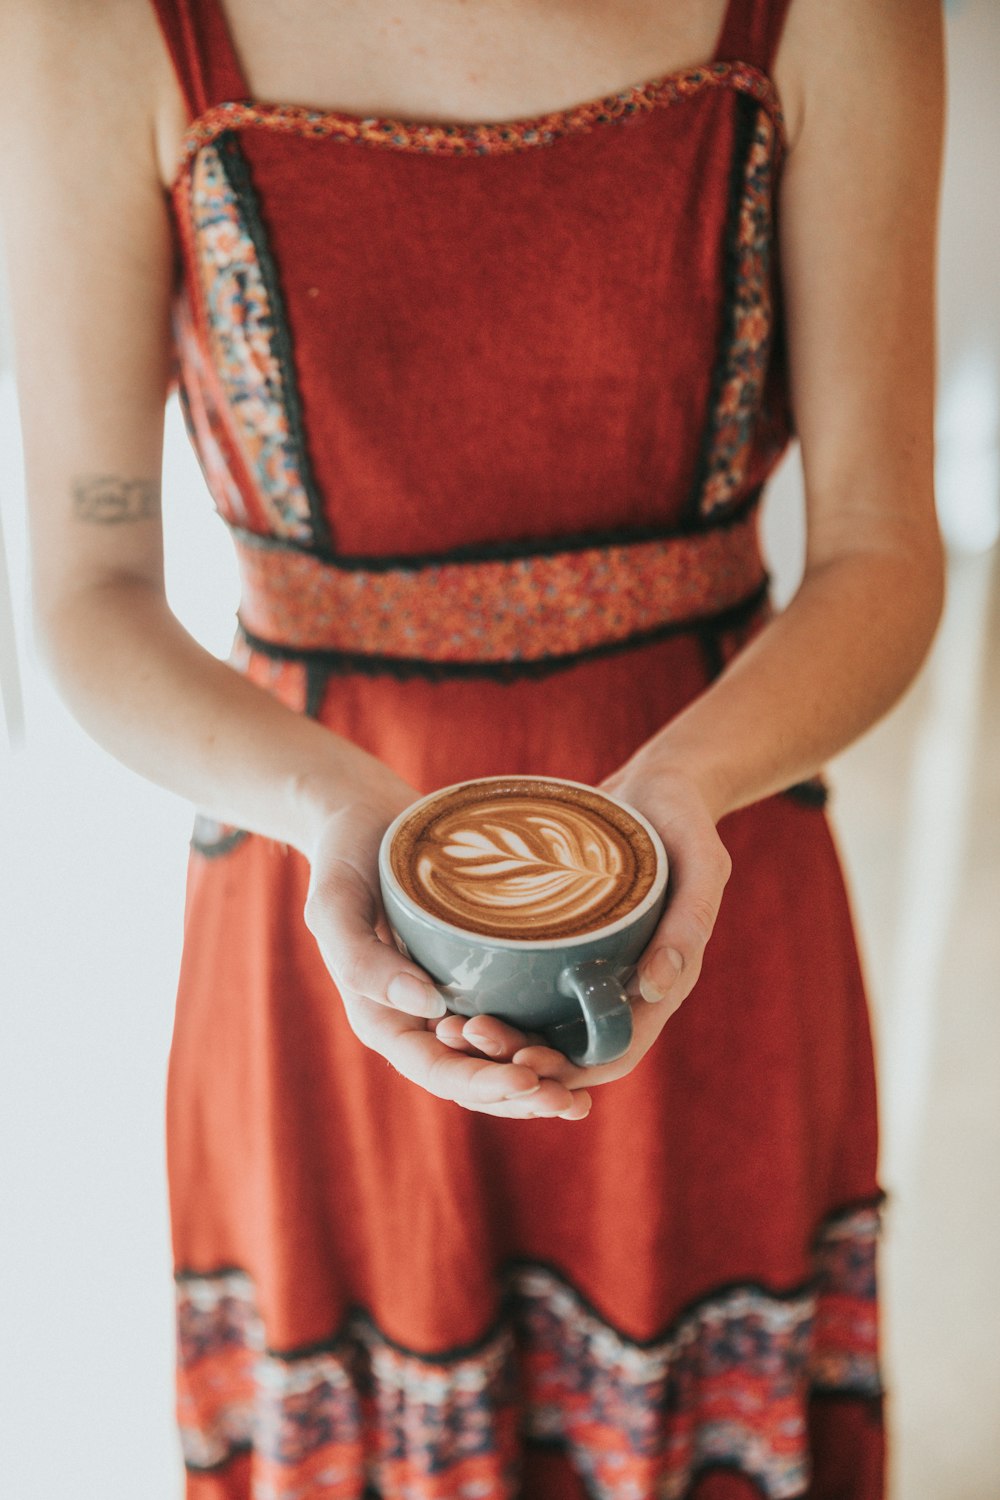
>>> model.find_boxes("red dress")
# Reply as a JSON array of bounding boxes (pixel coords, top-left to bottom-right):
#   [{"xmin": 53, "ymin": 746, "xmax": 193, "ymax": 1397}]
[{"xmin": 153, "ymin": 1, "xmax": 886, "ymax": 1495}]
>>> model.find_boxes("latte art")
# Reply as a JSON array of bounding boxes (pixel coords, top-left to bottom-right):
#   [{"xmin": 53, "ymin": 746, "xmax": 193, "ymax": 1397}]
[
  {"xmin": 418, "ymin": 802, "xmax": 627, "ymax": 931},
  {"xmin": 390, "ymin": 779, "xmax": 658, "ymax": 940}
]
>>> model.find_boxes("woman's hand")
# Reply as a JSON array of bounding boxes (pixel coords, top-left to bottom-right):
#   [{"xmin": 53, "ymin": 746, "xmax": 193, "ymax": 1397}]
[
  {"xmin": 600, "ymin": 759, "xmax": 733, "ymax": 1015},
  {"xmin": 435, "ymin": 761, "xmax": 731, "ymax": 1093},
  {"xmin": 302, "ymin": 782, "xmax": 592, "ymax": 1120}
]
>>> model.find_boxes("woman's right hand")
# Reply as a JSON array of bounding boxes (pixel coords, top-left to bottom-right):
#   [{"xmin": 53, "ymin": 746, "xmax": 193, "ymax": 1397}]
[{"xmin": 302, "ymin": 788, "xmax": 592, "ymax": 1121}]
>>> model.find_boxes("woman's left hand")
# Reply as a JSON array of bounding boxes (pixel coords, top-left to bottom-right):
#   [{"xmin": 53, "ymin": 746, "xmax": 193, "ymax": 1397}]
[{"xmin": 435, "ymin": 760, "xmax": 732, "ymax": 1091}]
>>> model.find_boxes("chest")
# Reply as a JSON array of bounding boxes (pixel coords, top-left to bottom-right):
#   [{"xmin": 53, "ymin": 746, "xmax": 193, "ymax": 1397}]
[{"xmin": 210, "ymin": 0, "xmax": 731, "ymax": 121}]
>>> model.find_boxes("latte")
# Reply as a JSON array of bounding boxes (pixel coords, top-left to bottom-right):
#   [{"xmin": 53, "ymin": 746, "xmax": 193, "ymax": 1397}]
[{"xmin": 389, "ymin": 777, "xmax": 658, "ymax": 941}]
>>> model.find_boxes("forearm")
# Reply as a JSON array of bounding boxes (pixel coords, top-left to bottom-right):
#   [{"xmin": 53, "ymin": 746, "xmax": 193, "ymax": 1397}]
[
  {"xmin": 634, "ymin": 542, "xmax": 945, "ymax": 821},
  {"xmin": 37, "ymin": 578, "xmax": 408, "ymax": 855}
]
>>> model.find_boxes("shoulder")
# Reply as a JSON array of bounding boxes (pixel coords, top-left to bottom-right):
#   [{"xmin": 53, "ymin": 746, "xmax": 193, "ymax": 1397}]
[
  {"xmin": 0, "ymin": 0, "xmax": 181, "ymax": 183},
  {"xmin": 1, "ymin": 0, "xmax": 164, "ymax": 80},
  {"xmin": 773, "ymin": 0, "xmax": 944, "ymax": 158},
  {"xmin": 765, "ymin": 0, "xmax": 942, "ymax": 566}
]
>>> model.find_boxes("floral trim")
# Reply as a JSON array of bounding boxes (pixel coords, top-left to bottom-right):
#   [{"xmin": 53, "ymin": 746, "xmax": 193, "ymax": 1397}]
[
  {"xmin": 173, "ymin": 297, "xmax": 259, "ymax": 532},
  {"xmin": 809, "ymin": 1205, "xmax": 882, "ymax": 1391},
  {"xmin": 229, "ymin": 505, "xmax": 766, "ymax": 667},
  {"xmin": 175, "ymin": 1204, "xmax": 883, "ymax": 1497},
  {"xmin": 182, "ymin": 139, "xmax": 319, "ymax": 543},
  {"xmin": 237, "ymin": 582, "xmax": 768, "ymax": 684},
  {"xmin": 173, "ymin": 62, "xmax": 785, "ymax": 180},
  {"xmin": 697, "ymin": 101, "xmax": 782, "ymax": 519}
]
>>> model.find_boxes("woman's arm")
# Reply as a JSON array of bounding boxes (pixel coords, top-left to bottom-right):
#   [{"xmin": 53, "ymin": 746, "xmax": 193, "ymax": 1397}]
[
  {"xmin": 0, "ymin": 0, "xmax": 589, "ymax": 1120},
  {"xmin": 606, "ymin": 0, "xmax": 948, "ymax": 1011},
  {"xmin": 639, "ymin": 0, "xmax": 946, "ymax": 822},
  {"xmin": 441, "ymin": 0, "xmax": 946, "ymax": 1080},
  {"xmin": 0, "ymin": 1, "xmax": 372, "ymax": 857}
]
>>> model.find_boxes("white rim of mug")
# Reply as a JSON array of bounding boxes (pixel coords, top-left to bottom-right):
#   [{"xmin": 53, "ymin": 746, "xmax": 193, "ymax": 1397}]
[{"xmin": 378, "ymin": 774, "xmax": 669, "ymax": 950}]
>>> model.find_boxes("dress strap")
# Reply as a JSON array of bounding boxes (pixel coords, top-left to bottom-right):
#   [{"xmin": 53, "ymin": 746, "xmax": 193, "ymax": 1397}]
[
  {"xmin": 712, "ymin": 0, "xmax": 795, "ymax": 75},
  {"xmin": 148, "ymin": 0, "xmax": 250, "ymax": 121}
]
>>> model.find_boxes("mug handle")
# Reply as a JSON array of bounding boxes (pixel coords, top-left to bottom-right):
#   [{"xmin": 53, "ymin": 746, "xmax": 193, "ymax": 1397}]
[{"xmin": 545, "ymin": 959, "xmax": 633, "ymax": 1068}]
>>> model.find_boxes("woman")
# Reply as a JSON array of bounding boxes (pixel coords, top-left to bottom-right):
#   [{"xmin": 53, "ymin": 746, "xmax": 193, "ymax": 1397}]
[{"xmin": 0, "ymin": 0, "xmax": 944, "ymax": 1495}]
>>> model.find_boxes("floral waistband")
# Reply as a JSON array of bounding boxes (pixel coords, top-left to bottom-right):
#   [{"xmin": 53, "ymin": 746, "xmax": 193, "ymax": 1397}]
[{"xmin": 230, "ymin": 502, "xmax": 768, "ymax": 678}]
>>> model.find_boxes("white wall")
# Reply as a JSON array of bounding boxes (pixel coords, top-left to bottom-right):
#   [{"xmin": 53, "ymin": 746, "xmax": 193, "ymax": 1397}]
[{"xmin": 0, "ymin": 381, "xmax": 237, "ymax": 1498}]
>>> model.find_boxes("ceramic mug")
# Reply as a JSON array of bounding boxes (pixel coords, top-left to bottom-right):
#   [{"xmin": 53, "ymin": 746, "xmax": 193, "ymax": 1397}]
[{"xmin": 377, "ymin": 776, "xmax": 668, "ymax": 1067}]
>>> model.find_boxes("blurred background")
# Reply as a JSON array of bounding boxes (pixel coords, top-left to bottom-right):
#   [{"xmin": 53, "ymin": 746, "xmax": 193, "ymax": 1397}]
[{"xmin": 1, "ymin": 2, "xmax": 997, "ymax": 1496}]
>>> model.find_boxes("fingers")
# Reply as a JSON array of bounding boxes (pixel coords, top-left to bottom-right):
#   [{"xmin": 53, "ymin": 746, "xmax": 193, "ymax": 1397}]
[
  {"xmin": 435, "ymin": 1013, "xmax": 541, "ymax": 1059},
  {"xmin": 305, "ymin": 857, "xmax": 447, "ymax": 1019},
  {"xmin": 511, "ymin": 1043, "xmax": 580, "ymax": 1085},
  {"xmin": 435, "ymin": 1014, "xmax": 476, "ymax": 1050},
  {"xmin": 306, "ymin": 849, "xmax": 589, "ymax": 1116},
  {"xmin": 473, "ymin": 1087, "xmax": 593, "ymax": 1121},
  {"xmin": 433, "ymin": 1015, "xmax": 590, "ymax": 1116},
  {"xmin": 304, "ymin": 813, "xmax": 592, "ymax": 1115},
  {"xmin": 344, "ymin": 996, "xmax": 591, "ymax": 1119},
  {"xmin": 637, "ymin": 821, "xmax": 732, "ymax": 1013},
  {"xmin": 416, "ymin": 1040, "xmax": 584, "ymax": 1117}
]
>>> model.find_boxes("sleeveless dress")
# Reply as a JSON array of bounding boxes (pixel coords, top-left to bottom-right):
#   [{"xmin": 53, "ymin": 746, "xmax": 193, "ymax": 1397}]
[{"xmin": 152, "ymin": 2, "xmax": 886, "ymax": 1495}]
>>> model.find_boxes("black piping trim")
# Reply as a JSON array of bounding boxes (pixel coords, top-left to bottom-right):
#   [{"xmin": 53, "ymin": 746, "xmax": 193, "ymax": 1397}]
[
  {"xmin": 782, "ymin": 778, "xmax": 830, "ymax": 810},
  {"xmin": 694, "ymin": 620, "xmax": 727, "ymax": 682},
  {"xmin": 186, "ymin": 1440, "xmax": 253, "ymax": 1476},
  {"xmin": 304, "ymin": 660, "xmax": 329, "ymax": 720},
  {"xmin": 260, "ymin": 1272, "xmax": 815, "ymax": 1367},
  {"xmin": 234, "ymin": 579, "xmax": 771, "ymax": 683},
  {"xmin": 228, "ymin": 486, "xmax": 763, "ymax": 572},
  {"xmin": 215, "ymin": 133, "xmax": 333, "ymax": 552},
  {"xmin": 809, "ymin": 1385, "xmax": 885, "ymax": 1407},
  {"xmin": 684, "ymin": 91, "xmax": 762, "ymax": 529},
  {"xmin": 175, "ymin": 1192, "xmax": 886, "ymax": 1365},
  {"xmin": 190, "ymin": 826, "xmax": 250, "ymax": 858}
]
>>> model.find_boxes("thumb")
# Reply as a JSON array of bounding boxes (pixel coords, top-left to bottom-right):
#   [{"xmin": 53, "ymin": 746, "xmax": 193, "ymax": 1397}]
[{"xmin": 637, "ymin": 824, "xmax": 732, "ymax": 1010}]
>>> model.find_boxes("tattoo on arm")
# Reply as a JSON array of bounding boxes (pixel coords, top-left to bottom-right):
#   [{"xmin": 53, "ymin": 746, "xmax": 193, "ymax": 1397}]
[{"xmin": 72, "ymin": 475, "xmax": 160, "ymax": 524}]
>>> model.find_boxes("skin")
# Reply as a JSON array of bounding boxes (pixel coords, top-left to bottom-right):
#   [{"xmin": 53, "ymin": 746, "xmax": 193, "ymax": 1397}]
[{"xmin": 0, "ymin": 0, "xmax": 944, "ymax": 1121}]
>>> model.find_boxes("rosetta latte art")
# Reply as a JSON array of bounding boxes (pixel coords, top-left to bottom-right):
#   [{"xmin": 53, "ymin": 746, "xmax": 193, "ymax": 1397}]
[{"xmin": 393, "ymin": 785, "xmax": 657, "ymax": 940}]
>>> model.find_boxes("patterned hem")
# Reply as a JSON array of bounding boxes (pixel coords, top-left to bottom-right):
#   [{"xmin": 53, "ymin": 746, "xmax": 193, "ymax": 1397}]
[{"xmin": 175, "ymin": 1200, "xmax": 884, "ymax": 1499}]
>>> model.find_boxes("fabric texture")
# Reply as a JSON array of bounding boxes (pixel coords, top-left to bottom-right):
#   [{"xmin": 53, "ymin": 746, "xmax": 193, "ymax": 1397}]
[{"xmin": 150, "ymin": 0, "xmax": 886, "ymax": 1494}]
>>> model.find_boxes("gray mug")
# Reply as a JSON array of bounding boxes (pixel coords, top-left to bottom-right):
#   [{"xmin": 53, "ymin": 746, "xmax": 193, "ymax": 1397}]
[{"xmin": 378, "ymin": 776, "xmax": 668, "ymax": 1068}]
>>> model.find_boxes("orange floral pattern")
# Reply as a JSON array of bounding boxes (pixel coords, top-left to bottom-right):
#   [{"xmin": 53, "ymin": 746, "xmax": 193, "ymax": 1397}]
[
  {"xmin": 231, "ymin": 507, "xmax": 766, "ymax": 666},
  {"xmin": 185, "ymin": 142, "xmax": 317, "ymax": 542},
  {"xmin": 700, "ymin": 110, "xmax": 782, "ymax": 517}
]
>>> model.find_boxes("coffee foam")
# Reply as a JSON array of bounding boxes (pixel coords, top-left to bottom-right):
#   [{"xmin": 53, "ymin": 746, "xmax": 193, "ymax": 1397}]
[{"xmin": 390, "ymin": 778, "xmax": 658, "ymax": 941}]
